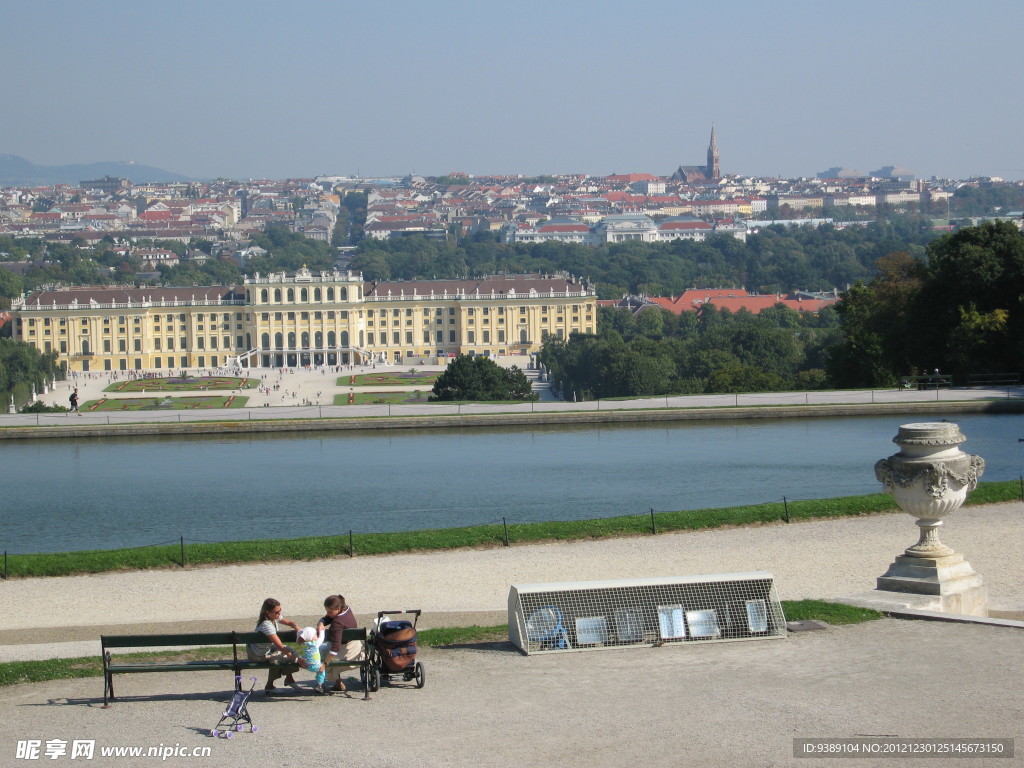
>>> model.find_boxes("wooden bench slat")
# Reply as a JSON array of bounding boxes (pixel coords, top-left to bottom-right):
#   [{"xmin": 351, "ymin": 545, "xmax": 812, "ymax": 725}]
[
  {"xmin": 106, "ymin": 661, "xmax": 237, "ymax": 673},
  {"xmin": 103, "ymin": 633, "xmax": 238, "ymax": 648}
]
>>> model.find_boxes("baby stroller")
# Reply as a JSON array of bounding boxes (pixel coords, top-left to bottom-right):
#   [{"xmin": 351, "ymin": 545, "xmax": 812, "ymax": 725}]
[
  {"xmin": 210, "ymin": 676, "xmax": 257, "ymax": 738},
  {"xmin": 362, "ymin": 609, "xmax": 425, "ymax": 692}
]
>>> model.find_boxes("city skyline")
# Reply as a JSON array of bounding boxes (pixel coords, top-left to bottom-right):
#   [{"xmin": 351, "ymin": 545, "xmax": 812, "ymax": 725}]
[{"xmin": 4, "ymin": 1, "xmax": 1022, "ymax": 182}]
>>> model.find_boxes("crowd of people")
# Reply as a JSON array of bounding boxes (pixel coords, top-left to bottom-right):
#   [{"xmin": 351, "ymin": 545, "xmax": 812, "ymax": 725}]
[{"xmin": 248, "ymin": 595, "xmax": 363, "ymax": 695}]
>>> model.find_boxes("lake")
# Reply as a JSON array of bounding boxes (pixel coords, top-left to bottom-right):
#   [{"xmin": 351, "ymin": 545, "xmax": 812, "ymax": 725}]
[{"xmin": 1, "ymin": 412, "xmax": 1020, "ymax": 553}]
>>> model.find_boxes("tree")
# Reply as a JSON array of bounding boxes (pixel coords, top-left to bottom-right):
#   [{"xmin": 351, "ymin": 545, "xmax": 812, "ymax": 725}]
[
  {"xmin": 0, "ymin": 338, "xmax": 63, "ymax": 409},
  {"xmin": 430, "ymin": 355, "xmax": 536, "ymax": 402},
  {"xmin": 0, "ymin": 268, "xmax": 24, "ymax": 302},
  {"xmin": 911, "ymin": 221, "xmax": 1024, "ymax": 378},
  {"xmin": 827, "ymin": 251, "xmax": 925, "ymax": 387}
]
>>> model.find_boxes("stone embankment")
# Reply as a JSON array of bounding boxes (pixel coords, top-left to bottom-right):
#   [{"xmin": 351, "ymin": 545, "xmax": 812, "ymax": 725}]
[{"xmin": 1, "ymin": 397, "xmax": 1022, "ymax": 440}]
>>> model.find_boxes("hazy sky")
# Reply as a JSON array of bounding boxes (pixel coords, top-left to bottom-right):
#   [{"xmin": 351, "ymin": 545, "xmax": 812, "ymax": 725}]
[{"xmin": 4, "ymin": 1, "xmax": 1022, "ymax": 181}]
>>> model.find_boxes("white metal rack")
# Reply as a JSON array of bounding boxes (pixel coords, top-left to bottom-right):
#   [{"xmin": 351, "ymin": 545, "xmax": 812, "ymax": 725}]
[{"xmin": 508, "ymin": 571, "xmax": 786, "ymax": 655}]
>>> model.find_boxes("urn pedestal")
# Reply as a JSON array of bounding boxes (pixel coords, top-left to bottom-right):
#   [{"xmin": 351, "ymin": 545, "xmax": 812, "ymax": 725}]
[
  {"xmin": 874, "ymin": 422, "xmax": 987, "ymax": 616},
  {"xmin": 841, "ymin": 422, "xmax": 988, "ymax": 617}
]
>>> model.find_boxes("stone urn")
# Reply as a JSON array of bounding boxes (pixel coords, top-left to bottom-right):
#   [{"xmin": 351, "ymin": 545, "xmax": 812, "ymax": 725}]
[{"xmin": 874, "ymin": 422, "xmax": 985, "ymax": 558}]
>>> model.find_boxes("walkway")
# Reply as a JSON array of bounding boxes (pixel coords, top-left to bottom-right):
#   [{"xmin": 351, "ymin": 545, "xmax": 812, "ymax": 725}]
[{"xmin": 4, "ymin": 359, "xmax": 1022, "ymax": 428}]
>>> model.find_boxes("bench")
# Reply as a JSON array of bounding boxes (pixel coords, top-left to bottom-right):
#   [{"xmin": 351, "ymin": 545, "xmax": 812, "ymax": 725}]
[
  {"xmin": 898, "ymin": 375, "xmax": 952, "ymax": 390},
  {"xmin": 101, "ymin": 628, "xmax": 368, "ymax": 706}
]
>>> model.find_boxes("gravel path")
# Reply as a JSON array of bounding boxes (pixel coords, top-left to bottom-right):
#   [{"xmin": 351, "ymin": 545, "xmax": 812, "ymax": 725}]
[{"xmin": 2, "ymin": 502, "xmax": 1021, "ymax": 661}]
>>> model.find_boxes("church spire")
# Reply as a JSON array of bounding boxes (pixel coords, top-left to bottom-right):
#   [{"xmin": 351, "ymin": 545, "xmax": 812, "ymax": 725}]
[{"xmin": 707, "ymin": 125, "xmax": 720, "ymax": 180}]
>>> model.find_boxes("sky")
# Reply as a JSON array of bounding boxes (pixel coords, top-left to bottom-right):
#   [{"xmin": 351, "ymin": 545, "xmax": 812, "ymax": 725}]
[{"xmin": 3, "ymin": 0, "xmax": 1022, "ymax": 182}]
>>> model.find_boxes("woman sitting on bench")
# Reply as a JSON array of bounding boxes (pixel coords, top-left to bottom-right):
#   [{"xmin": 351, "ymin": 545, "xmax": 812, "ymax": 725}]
[{"xmin": 247, "ymin": 597, "xmax": 303, "ymax": 695}]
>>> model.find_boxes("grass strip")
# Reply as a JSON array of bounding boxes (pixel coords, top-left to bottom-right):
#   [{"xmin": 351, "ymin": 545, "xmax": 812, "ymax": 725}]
[
  {"xmin": 4, "ymin": 480, "xmax": 1020, "ymax": 579},
  {"xmin": 781, "ymin": 600, "xmax": 884, "ymax": 625},
  {"xmin": 0, "ymin": 601, "xmax": 882, "ymax": 688}
]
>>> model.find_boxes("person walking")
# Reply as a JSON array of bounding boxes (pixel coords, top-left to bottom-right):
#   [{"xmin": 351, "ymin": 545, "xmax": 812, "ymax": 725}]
[{"xmin": 68, "ymin": 388, "xmax": 81, "ymax": 415}]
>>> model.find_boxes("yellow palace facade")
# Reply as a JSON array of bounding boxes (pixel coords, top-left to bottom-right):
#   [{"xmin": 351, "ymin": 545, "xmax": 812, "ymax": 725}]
[{"xmin": 10, "ymin": 269, "xmax": 597, "ymax": 372}]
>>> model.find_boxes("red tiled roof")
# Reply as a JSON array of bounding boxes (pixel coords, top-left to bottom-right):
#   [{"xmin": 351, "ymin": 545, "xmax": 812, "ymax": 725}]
[
  {"xmin": 709, "ymin": 296, "xmax": 836, "ymax": 314},
  {"xmin": 642, "ymin": 289, "xmax": 836, "ymax": 315}
]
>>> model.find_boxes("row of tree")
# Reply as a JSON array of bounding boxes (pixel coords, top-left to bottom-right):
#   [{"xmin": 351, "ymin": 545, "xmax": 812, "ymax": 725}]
[
  {"xmin": 828, "ymin": 221, "xmax": 1024, "ymax": 387},
  {"xmin": 349, "ymin": 214, "xmax": 942, "ymax": 298},
  {"xmin": 536, "ymin": 221, "xmax": 1024, "ymax": 397},
  {"xmin": 0, "ymin": 229, "xmax": 337, "ymax": 302},
  {"xmin": 0, "ymin": 339, "xmax": 63, "ymax": 409},
  {"xmin": 1, "ymin": 213, "xmax": 944, "ymax": 306},
  {"xmin": 539, "ymin": 303, "xmax": 840, "ymax": 398}
]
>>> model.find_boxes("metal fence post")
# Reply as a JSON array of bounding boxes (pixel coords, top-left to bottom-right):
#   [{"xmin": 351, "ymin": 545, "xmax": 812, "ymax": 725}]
[
  {"xmin": 180, "ymin": 536, "xmax": 185, "ymax": 567},
  {"xmin": 783, "ymin": 497, "xmax": 791, "ymax": 523},
  {"xmin": 502, "ymin": 517, "xmax": 510, "ymax": 547},
  {"xmin": 650, "ymin": 508, "xmax": 657, "ymax": 535},
  {"xmin": 349, "ymin": 530, "xmax": 354, "ymax": 557}
]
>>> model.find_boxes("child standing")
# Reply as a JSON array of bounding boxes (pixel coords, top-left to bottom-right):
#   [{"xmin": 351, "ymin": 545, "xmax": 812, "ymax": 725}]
[{"xmin": 297, "ymin": 626, "xmax": 330, "ymax": 695}]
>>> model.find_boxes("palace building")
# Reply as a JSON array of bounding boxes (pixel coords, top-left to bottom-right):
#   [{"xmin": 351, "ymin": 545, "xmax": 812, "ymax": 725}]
[{"xmin": 9, "ymin": 269, "xmax": 597, "ymax": 372}]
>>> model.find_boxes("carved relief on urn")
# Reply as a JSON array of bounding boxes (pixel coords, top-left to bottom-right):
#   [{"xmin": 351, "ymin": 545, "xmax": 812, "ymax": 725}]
[{"xmin": 874, "ymin": 422, "xmax": 985, "ymax": 558}]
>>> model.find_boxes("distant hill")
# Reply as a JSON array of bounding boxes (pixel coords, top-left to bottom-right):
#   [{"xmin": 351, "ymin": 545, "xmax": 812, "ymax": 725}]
[{"xmin": 0, "ymin": 154, "xmax": 192, "ymax": 187}]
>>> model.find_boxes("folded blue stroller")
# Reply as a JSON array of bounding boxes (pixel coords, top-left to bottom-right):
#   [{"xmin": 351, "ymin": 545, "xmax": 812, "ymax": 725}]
[{"xmin": 211, "ymin": 676, "xmax": 258, "ymax": 738}]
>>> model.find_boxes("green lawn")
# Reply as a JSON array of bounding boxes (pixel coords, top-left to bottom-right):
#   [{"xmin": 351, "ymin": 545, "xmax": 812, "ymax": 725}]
[
  {"xmin": 334, "ymin": 390, "xmax": 431, "ymax": 405},
  {"xmin": 85, "ymin": 395, "xmax": 249, "ymax": 411},
  {"xmin": 105, "ymin": 376, "xmax": 257, "ymax": 393},
  {"xmin": 339, "ymin": 372, "xmax": 439, "ymax": 387}
]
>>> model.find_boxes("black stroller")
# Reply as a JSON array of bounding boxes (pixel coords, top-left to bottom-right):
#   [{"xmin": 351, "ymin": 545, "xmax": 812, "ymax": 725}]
[
  {"xmin": 211, "ymin": 676, "xmax": 258, "ymax": 738},
  {"xmin": 362, "ymin": 609, "xmax": 425, "ymax": 692}
]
